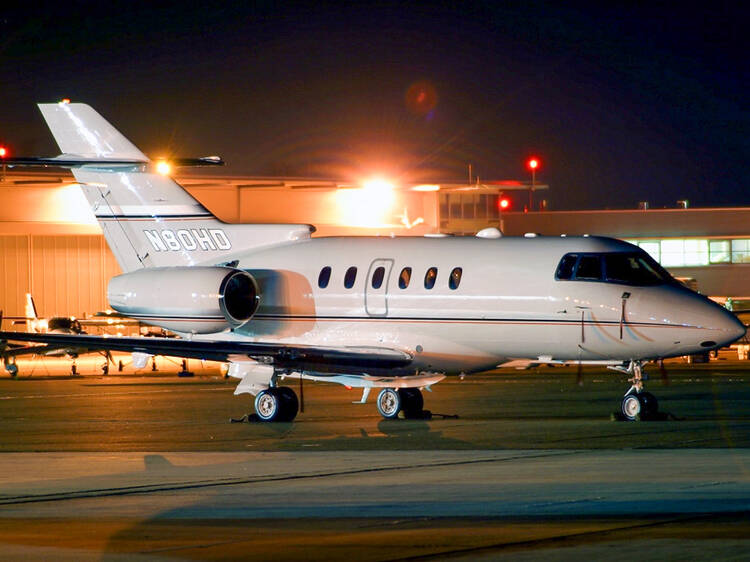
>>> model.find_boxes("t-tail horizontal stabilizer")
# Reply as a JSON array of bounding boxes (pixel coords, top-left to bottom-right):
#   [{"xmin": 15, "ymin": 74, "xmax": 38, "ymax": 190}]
[
  {"xmin": 34, "ymin": 101, "xmax": 312, "ymax": 272},
  {"xmin": 3, "ymin": 156, "xmax": 224, "ymax": 170}
]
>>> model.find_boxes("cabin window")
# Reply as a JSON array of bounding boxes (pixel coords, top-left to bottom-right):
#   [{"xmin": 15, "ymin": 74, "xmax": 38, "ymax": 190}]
[
  {"xmin": 398, "ymin": 267, "xmax": 412, "ymax": 289},
  {"xmin": 318, "ymin": 266, "xmax": 331, "ymax": 289},
  {"xmin": 449, "ymin": 267, "xmax": 462, "ymax": 290},
  {"xmin": 371, "ymin": 266, "xmax": 385, "ymax": 289},
  {"xmin": 424, "ymin": 267, "xmax": 438, "ymax": 289},
  {"xmin": 344, "ymin": 266, "xmax": 357, "ymax": 289}
]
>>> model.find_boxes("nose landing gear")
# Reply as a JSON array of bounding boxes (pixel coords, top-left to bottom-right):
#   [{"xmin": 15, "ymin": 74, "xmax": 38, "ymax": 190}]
[{"xmin": 612, "ymin": 361, "xmax": 661, "ymax": 421}]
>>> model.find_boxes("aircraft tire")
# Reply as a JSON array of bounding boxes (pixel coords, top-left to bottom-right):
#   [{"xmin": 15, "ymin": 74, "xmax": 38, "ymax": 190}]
[
  {"xmin": 638, "ymin": 392, "xmax": 658, "ymax": 419},
  {"xmin": 254, "ymin": 389, "xmax": 283, "ymax": 422},
  {"xmin": 277, "ymin": 386, "xmax": 299, "ymax": 422},
  {"xmin": 376, "ymin": 388, "xmax": 402, "ymax": 419},
  {"xmin": 399, "ymin": 388, "xmax": 424, "ymax": 418},
  {"xmin": 621, "ymin": 393, "xmax": 642, "ymax": 421}
]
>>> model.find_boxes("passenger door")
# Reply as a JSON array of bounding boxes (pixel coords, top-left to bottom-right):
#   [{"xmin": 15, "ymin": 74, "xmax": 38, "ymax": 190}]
[{"xmin": 365, "ymin": 259, "xmax": 394, "ymax": 316}]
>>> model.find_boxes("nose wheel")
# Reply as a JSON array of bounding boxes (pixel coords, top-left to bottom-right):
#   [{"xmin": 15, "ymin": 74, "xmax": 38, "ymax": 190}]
[
  {"xmin": 615, "ymin": 361, "xmax": 661, "ymax": 421},
  {"xmin": 621, "ymin": 391, "xmax": 658, "ymax": 421}
]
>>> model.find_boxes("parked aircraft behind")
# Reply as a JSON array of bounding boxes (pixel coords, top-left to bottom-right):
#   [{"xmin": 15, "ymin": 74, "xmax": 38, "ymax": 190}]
[
  {"xmin": 0, "ymin": 102, "xmax": 745, "ymax": 421},
  {"xmin": 1, "ymin": 294, "xmax": 118, "ymax": 375}
]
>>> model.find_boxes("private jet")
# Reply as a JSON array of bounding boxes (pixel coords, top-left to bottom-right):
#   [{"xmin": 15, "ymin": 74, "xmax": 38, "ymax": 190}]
[{"xmin": 0, "ymin": 102, "xmax": 744, "ymax": 422}]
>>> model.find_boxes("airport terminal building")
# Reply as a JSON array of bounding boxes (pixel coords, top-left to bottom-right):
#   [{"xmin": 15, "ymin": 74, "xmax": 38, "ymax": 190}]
[{"xmin": 0, "ymin": 170, "xmax": 748, "ymax": 319}]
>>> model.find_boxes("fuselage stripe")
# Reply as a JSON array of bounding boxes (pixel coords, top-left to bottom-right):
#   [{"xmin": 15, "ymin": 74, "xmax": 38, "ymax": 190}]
[{"xmin": 124, "ymin": 313, "xmax": 703, "ymax": 330}]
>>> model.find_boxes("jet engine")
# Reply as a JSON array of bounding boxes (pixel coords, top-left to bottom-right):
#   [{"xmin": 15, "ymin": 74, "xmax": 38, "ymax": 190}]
[{"xmin": 107, "ymin": 267, "xmax": 260, "ymax": 334}]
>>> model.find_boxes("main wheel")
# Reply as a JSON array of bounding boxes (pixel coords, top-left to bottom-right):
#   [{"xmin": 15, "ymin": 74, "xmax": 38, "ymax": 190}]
[
  {"xmin": 638, "ymin": 392, "xmax": 659, "ymax": 418},
  {"xmin": 399, "ymin": 388, "xmax": 424, "ymax": 418},
  {"xmin": 376, "ymin": 388, "xmax": 402, "ymax": 419},
  {"xmin": 254, "ymin": 389, "xmax": 283, "ymax": 422},
  {"xmin": 276, "ymin": 386, "xmax": 299, "ymax": 422},
  {"xmin": 621, "ymin": 393, "xmax": 642, "ymax": 421}
]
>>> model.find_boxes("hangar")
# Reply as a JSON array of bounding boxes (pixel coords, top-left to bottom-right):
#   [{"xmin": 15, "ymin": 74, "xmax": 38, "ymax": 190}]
[{"xmin": 0, "ymin": 169, "xmax": 746, "ymax": 321}]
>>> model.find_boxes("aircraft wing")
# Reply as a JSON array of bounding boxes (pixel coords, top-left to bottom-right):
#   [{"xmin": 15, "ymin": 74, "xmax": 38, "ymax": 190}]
[
  {"xmin": 1, "ymin": 342, "xmax": 74, "ymax": 359},
  {"xmin": 0, "ymin": 331, "xmax": 413, "ymax": 371}
]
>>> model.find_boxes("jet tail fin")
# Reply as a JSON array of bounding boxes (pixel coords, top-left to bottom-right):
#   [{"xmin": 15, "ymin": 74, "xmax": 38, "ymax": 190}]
[
  {"xmin": 38, "ymin": 102, "xmax": 147, "ymax": 160},
  {"xmin": 36, "ymin": 102, "xmax": 313, "ymax": 273},
  {"xmin": 25, "ymin": 293, "xmax": 38, "ymax": 321},
  {"xmin": 24, "ymin": 294, "xmax": 41, "ymax": 333}
]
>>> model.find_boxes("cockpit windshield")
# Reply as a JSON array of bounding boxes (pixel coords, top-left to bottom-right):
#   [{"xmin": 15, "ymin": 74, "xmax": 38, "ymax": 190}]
[{"xmin": 555, "ymin": 252, "xmax": 672, "ymax": 286}]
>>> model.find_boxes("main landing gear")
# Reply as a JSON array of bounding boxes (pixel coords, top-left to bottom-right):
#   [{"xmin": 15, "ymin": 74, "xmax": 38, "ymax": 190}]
[
  {"xmin": 615, "ymin": 361, "xmax": 659, "ymax": 421},
  {"xmin": 253, "ymin": 386, "xmax": 299, "ymax": 422},
  {"xmin": 249, "ymin": 385, "xmax": 427, "ymax": 422},
  {"xmin": 376, "ymin": 388, "xmax": 425, "ymax": 419}
]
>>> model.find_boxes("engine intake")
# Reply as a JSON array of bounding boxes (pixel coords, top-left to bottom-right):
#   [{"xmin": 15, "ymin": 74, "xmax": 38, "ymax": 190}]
[{"xmin": 108, "ymin": 266, "xmax": 260, "ymax": 334}]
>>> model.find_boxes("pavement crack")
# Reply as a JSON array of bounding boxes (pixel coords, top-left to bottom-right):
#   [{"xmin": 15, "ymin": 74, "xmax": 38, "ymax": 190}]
[{"xmin": 0, "ymin": 450, "xmax": 583, "ymax": 506}]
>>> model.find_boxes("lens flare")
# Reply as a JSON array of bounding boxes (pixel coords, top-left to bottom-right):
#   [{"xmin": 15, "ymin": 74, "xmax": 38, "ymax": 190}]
[{"xmin": 405, "ymin": 81, "xmax": 438, "ymax": 116}]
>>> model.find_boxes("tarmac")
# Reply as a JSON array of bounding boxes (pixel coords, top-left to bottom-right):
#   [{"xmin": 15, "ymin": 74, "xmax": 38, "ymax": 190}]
[{"xmin": 0, "ymin": 355, "xmax": 749, "ymax": 560}]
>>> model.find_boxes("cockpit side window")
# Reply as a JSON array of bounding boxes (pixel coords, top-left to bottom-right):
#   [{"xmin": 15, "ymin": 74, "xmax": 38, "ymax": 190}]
[
  {"xmin": 574, "ymin": 255, "xmax": 602, "ymax": 280},
  {"xmin": 605, "ymin": 253, "xmax": 669, "ymax": 286},
  {"xmin": 555, "ymin": 254, "xmax": 577, "ymax": 280}
]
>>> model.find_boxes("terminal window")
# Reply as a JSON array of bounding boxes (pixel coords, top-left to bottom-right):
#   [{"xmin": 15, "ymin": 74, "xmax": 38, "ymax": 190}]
[
  {"xmin": 731, "ymin": 240, "xmax": 750, "ymax": 263},
  {"xmin": 439, "ymin": 193, "xmax": 501, "ymax": 222},
  {"xmin": 625, "ymin": 238, "xmax": 750, "ymax": 267}
]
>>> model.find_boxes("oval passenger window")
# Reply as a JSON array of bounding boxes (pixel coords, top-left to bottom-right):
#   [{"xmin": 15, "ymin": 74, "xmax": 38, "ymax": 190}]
[
  {"xmin": 399, "ymin": 267, "xmax": 412, "ymax": 289},
  {"xmin": 371, "ymin": 266, "xmax": 385, "ymax": 289},
  {"xmin": 424, "ymin": 267, "xmax": 438, "ymax": 289},
  {"xmin": 344, "ymin": 266, "xmax": 357, "ymax": 289},
  {"xmin": 318, "ymin": 266, "xmax": 331, "ymax": 288},
  {"xmin": 449, "ymin": 267, "xmax": 462, "ymax": 290}
]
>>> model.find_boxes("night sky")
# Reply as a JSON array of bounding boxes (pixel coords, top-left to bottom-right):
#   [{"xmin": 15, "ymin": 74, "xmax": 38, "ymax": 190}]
[{"xmin": 0, "ymin": 2, "xmax": 746, "ymax": 210}]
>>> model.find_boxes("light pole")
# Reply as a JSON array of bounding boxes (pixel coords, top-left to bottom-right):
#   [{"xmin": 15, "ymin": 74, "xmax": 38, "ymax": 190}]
[{"xmin": 526, "ymin": 157, "xmax": 539, "ymax": 211}]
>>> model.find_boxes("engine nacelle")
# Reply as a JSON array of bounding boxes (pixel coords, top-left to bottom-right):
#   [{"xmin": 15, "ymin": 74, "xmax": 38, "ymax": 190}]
[{"xmin": 108, "ymin": 266, "xmax": 260, "ymax": 334}]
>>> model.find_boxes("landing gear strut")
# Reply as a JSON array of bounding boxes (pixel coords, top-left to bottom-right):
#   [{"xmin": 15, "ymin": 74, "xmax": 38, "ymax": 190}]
[
  {"xmin": 615, "ymin": 361, "xmax": 660, "ymax": 421},
  {"xmin": 376, "ymin": 388, "xmax": 424, "ymax": 419},
  {"xmin": 253, "ymin": 386, "xmax": 299, "ymax": 422}
]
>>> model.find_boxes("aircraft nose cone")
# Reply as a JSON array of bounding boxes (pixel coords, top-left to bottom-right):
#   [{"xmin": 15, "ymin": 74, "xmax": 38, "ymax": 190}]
[
  {"xmin": 727, "ymin": 314, "xmax": 747, "ymax": 343},
  {"xmin": 708, "ymin": 306, "xmax": 746, "ymax": 348}
]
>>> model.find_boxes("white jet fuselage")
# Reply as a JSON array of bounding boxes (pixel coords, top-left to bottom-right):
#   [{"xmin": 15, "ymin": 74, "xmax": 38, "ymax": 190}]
[{"xmin": 138, "ymin": 235, "xmax": 743, "ymax": 376}]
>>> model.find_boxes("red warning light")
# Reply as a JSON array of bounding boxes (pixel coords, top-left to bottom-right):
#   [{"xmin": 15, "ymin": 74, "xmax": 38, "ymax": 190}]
[
  {"xmin": 527, "ymin": 158, "xmax": 539, "ymax": 171},
  {"xmin": 0, "ymin": 147, "xmax": 6, "ymax": 158},
  {"xmin": 499, "ymin": 197, "xmax": 510, "ymax": 210}
]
